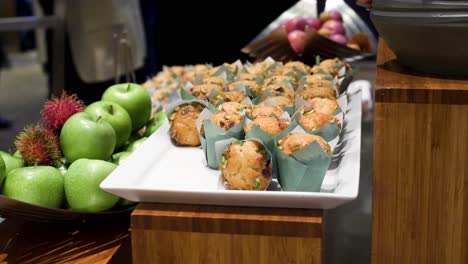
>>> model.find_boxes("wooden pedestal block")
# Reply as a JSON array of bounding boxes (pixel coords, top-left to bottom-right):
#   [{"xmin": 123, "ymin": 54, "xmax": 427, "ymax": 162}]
[
  {"xmin": 131, "ymin": 203, "xmax": 323, "ymax": 264},
  {"xmin": 372, "ymin": 40, "xmax": 468, "ymax": 263}
]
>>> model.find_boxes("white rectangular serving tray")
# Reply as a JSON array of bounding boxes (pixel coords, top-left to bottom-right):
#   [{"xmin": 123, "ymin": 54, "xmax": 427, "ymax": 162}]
[{"xmin": 101, "ymin": 84, "xmax": 363, "ymax": 209}]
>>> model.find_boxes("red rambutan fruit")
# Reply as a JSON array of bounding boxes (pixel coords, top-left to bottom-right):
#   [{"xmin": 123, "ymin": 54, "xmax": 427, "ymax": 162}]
[
  {"xmin": 15, "ymin": 125, "xmax": 62, "ymax": 166},
  {"xmin": 41, "ymin": 93, "xmax": 85, "ymax": 134}
]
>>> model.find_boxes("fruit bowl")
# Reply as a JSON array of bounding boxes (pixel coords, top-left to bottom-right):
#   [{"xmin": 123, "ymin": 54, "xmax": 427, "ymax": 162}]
[
  {"xmin": 0, "ymin": 83, "xmax": 155, "ymax": 223},
  {"xmin": 242, "ymin": 6, "xmax": 375, "ymax": 63},
  {"xmin": 0, "ymin": 194, "xmax": 135, "ymax": 223},
  {"xmin": 242, "ymin": 27, "xmax": 372, "ymax": 64},
  {"xmin": 371, "ymin": 5, "xmax": 468, "ymax": 77}
]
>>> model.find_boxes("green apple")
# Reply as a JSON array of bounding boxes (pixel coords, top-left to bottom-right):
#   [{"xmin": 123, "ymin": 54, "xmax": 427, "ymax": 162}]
[
  {"xmin": 60, "ymin": 112, "xmax": 116, "ymax": 163},
  {"xmin": 0, "ymin": 156, "xmax": 6, "ymax": 187},
  {"xmin": 85, "ymin": 101, "xmax": 132, "ymax": 149},
  {"xmin": 3, "ymin": 166, "xmax": 64, "ymax": 208},
  {"xmin": 64, "ymin": 159, "xmax": 119, "ymax": 212},
  {"xmin": 143, "ymin": 111, "xmax": 167, "ymax": 137},
  {"xmin": 102, "ymin": 83, "xmax": 151, "ymax": 131},
  {"xmin": 0, "ymin": 151, "xmax": 24, "ymax": 174},
  {"xmin": 125, "ymin": 137, "xmax": 147, "ymax": 152},
  {"xmin": 56, "ymin": 157, "xmax": 69, "ymax": 176},
  {"xmin": 112, "ymin": 151, "xmax": 132, "ymax": 165},
  {"xmin": 13, "ymin": 150, "xmax": 22, "ymax": 158},
  {"xmin": 125, "ymin": 132, "xmax": 143, "ymax": 146},
  {"xmin": 117, "ymin": 198, "xmax": 136, "ymax": 207},
  {"xmin": 57, "ymin": 164, "xmax": 67, "ymax": 176}
]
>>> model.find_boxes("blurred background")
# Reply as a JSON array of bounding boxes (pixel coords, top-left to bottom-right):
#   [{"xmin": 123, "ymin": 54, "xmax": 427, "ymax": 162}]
[{"xmin": 0, "ymin": 1, "xmax": 375, "ymax": 263}]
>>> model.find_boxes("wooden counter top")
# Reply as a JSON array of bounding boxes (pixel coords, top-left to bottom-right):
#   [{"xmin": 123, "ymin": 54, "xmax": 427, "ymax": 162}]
[{"xmin": 375, "ymin": 41, "xmax": 468, "ymax": 104}]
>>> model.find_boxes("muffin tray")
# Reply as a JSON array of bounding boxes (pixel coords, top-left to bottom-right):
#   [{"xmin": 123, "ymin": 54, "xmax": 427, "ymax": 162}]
[{"xmin": 100, "ymin": 84, "xmax": 362, "ymax": 209}]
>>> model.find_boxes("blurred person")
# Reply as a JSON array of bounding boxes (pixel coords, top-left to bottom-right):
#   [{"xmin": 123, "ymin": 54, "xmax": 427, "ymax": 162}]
[
  {"xmin": 357, "ymin": 0, "xmax": 372, "ymax": 9},
  {"xmin": 139, "ymin": 0, "xmax": 158, "ymax": 77},
  {"xmin": 0, "ymin": 37, "xmax": 11, "ymax": 129},
  {"xmin": 16, "ymin": 0, "xmax": 36, "ymax": 51},
  {"xmin": 38, "ymin": 0, "xmax": 147, "ymax": 104}
]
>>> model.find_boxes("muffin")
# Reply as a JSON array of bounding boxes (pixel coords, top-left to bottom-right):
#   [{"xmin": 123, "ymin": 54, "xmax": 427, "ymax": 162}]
[
  {"xmin": 169, "ymin": 102, "xmax": 205, "ymax": 146},
  {"xmin": 245, "ymin": 116, "xmax": 290, "ymax": 135},
  {"xmin": 258, "ymin": 96, "xmax": 293, "ymax": 109},
  {"xmin": 168, "ymin": 66, "xmax": 185, "ymax": 76},
  {"xmin": 193, "ymin": 64, "xmax": 209, "ymax": 74},
  {"xmin": 302, "ymin": 98, "xmax": 339, "ymax": 115},
  {"xmin": 208, "ymin": 63, "xmax": 237, "ymax": 76},
  {"xmin": 298, "ymin": 111, "xmax": 341, "ymax": 132},
  {"xmin": 283, "ymin": 61, "xmax": 310, "ymax": 73},
  {"xmin": 248, "ymin": 105, "xmax": 284, "ymax": 119},
  {"xmin": 276, "ymin": 132, "xmax": 332, "ymax": 192},
  {"xmin": 246, "ymin": 60, "xmax": 278, "ymax": 77},
  {"xmin": 161, "ymin": 80, "xmax": 179, "ymax": 91},
  {"xmin": 304, "ymin": 74, "xmax": 333, "ymax": 82},
  {"xmin": 209, "ymin": 112, "xmax": 243, "ymax": 131},
  {"xmin": 264, "ymin": 83, "xmax": 295, "ymax": 98},
  {"xmin": 258, "ymin": 59, "xmax": 276, "ymax": 69},
  {"xmin": 310, "ymin": 58, "xmax": 346, "ymax": 76},
  {"xmin": 303, "ymin": 75, "xmax": 332, "ymax": 87},
  {"xmin": 182, "ymin": 71, "xmax": 197, "ymax": 84},
  {"xmin": 263, "ymin": 75, "xmax": 298, "ymax": 88},
  {"xmin": 246, "ymin": 64, "xmax": 264, "ymax": 76},
  {"xmin": 202, "ymin": 76, "xmax": 228, "ymax": 87},
  {"xmin": 189, "ymin": 84, "xmax": 223, "ymax": 100},
  {"xmin": 199, "ymin": 108, "xmax": 245, "ymax": 169},
  {"xmin": 183, "ymin": 65, "xmax": 209, "ymax": 83},
  {"xmin": 142, "ymin": 79, "xmax": 155, "ymax": 89},
  {"xmin": 218, "ymin": 102, "xmax": 249, "ymax": 115},
  {"xmin": 299, "ymin": 86, "xmax": 337, "ymax": 100},
  {"xmin": 238, "ymin": 73, "xmax": 257, "ymax": 81},
  {"xmin": 228, "ymin": 80, "xmax": 261, "ymax": 92},
  {"xmin": 152, "ymin": 88, "xmax": 173, "ymax": 102},
  {"xmin": 211, "ymin": 91, "xmax": 247, "ymax": 106},
  {"xmin": 220, "ymin": 140, "xmax": 272, "ymax": 190},
  {"xmin": 152, "ymin": 72, "xmax": 175, "ymax": 87},
  {"xmin": 278, "ymin": 133, "xmax": 331, "ymax": 156}
]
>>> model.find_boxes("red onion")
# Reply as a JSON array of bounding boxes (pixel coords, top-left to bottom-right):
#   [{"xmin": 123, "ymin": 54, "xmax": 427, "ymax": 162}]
[
  {"xmin": 318, "ymin": 27, "xmax": 332, "ymax": 37},
  {"xmin": 284, "ymin": 17, "xmax": 308, "ymax": 33},
  {"xmin": 287, "ymin": 30, "xmax": 305, "ymax": 54},
  {"xmin": 328, "ymin": 10, "xmax": 343, "ymax": 22},
  {"xmin": 305, "ymin": 18, "xmax": 321, "ymax": 31},
  {"xmin": 322, "ymin": 20, "xmax": 345, "ymax": 35},
  {"xmin": 328, "ymin": 34, "xmax": 348, "ymax": 45},
  {"xmin": 320, "ymin": 10, "xmax": 343, "ymax": 22}
]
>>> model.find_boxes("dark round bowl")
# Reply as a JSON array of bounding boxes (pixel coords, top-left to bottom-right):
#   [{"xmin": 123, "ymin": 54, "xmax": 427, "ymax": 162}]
[
  {"xmin": 373, "ymin": 0, "xmax": 468, "ymax": 10},
  {"xmin": 371, "ymin": 7, "xmax": 468, "ymax": 77},
  {"xmin": 0, "ymin": 194, "xmax": 135, "ymax": 223}
]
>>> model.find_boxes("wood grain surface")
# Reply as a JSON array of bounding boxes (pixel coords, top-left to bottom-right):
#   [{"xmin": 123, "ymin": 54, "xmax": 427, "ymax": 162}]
[
  {"xmin": 0, "ymin": 194, "xmax": 134, "ymax": 223},
  {"xmin": 372, "ymin": 40, "xmax": 468, "ymax": 264},
  {"xmin": 132, "ymin": 203, "xmax": 323, "ymax": 264},
  {"xmin": 375, "ymin": 41, "xmax": 468, "ymax": 105},
  {"xmin": 0, "ymin": 218, "xmax": 131, "ymax": 264}
]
